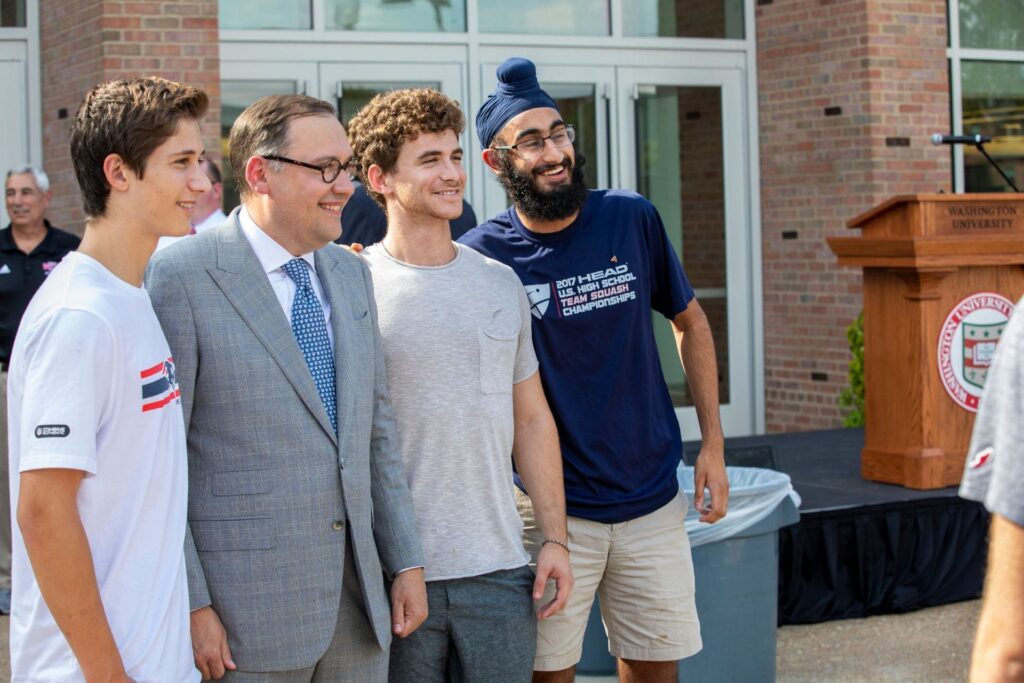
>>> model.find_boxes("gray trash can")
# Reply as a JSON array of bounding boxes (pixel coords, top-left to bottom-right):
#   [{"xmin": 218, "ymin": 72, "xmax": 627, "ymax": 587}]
[
  {"xmin": 678, "ymin": 466, "xmax": 800, "ymax": 683},
  {"xmin": 577, "ymin": 467, "xmax": 800, "ymax": 681}
]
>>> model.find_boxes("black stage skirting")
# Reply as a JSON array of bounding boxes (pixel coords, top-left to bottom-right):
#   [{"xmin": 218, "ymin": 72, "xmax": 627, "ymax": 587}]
[{"xmin": 684, "ymin": 428, "xmax": 989, "ymax": 625}]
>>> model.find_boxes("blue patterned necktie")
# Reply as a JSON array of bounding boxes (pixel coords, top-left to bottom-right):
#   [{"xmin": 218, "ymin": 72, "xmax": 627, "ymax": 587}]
[{"xmin": 281, "ymin": 258, "xmax": 337, "ymax": 432}]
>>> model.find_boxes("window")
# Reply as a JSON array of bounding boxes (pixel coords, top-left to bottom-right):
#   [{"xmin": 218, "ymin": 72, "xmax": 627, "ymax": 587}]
[
  {"xmin": 1, "ymin": 0, "xmax": 27, "ymax": 27},
  {"xmin": 958, "ymin": 0, "xmax": 1023, "ymax": 51},
  {"xmin": 220, "ymin": 0, "xmax": 311, "ymax": 30},
  {"xmin": 949, "ymin": 1, "xmax": 1024, "ymax": 192},
  {"xmin": 325, "ymin": 0, "xmax": 465, "ymax": 32},
  {"xmin": 960, "ymin": 61, "xmax": 1024, "ymax": 192},
  {"xmin": 477, "ymin": 0, "xmax": 608, "ymax": 35},
  {"xmin": 622, "ymin": 0, "xmax": 744, "ymax": 39}
]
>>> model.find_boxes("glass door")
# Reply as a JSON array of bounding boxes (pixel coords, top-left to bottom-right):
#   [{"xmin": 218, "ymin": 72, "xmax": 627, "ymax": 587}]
[{"xmin": 617, "ymin": 66, "xmax": 755, "ymax": 437}]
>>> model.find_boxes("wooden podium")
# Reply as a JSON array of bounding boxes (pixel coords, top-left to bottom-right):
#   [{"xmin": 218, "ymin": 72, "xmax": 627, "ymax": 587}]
[{"xmin": 829, "ymin": 194, "xmax": 1024, "ymax": 489}]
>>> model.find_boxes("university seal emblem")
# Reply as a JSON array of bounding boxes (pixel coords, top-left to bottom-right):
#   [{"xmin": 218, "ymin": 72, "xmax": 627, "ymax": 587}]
[{"xmin": 937, "ymin": 292, "xmax": 1014, "ymax": 412}]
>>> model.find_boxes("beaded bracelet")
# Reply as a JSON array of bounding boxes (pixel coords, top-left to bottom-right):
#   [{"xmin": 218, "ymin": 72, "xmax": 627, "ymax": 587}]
[{"xmin": 542, "ymin": 538, "xmax": 570, "ymax": 553}]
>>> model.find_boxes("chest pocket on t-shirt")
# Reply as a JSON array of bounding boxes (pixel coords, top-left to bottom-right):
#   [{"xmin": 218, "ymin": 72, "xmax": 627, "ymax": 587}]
[{"xmin": 478, "ymin": 327, "xmax": 516, "ymax": 395}]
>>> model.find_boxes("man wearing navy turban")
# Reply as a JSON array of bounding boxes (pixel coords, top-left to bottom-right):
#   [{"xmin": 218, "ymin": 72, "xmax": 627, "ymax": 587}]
[{"xmin": 460, "ymin": 56, "xmax": 730, "ymax": 683}]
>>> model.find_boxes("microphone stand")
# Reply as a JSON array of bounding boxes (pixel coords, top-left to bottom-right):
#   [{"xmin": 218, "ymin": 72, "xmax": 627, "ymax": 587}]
[{"xmin": 971, "ymin": 141, "xmax": 1021, "ymax": 193}]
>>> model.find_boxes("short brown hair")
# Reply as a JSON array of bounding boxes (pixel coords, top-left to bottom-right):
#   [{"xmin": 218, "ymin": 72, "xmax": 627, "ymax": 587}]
[
  {"xmin": 229, "ymin": 95, "xmax": 335, "ymax": 198},
  {"xmin": 347, "ymin": 88, "xmax": 465, "ymax": 209},
  {"xmin": 70, "ymin": 77, "xmax": 209, "ymax": 218}
]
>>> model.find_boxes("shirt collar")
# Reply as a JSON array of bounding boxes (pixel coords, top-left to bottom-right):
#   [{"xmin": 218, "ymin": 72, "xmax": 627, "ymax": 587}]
[
  {"xmin": 194, "ymin": 208, "xmax": 227, "ymax": 234},
  {"xmin": 1, "ymin": 220, "xmax": 58, "ymax": 255},
  {"xmin": 0, "ymin": 226, "xmax": 15, "ymax": 252},
  {"xmin": 238, "ymin": 205, "xmax": 317, "ymax": 275}
]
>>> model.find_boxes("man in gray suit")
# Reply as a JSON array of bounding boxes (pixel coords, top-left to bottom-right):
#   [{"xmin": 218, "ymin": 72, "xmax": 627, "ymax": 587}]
[{"xmin": 147, "ymin": 94, "xmax": 428, "ymax": 681}]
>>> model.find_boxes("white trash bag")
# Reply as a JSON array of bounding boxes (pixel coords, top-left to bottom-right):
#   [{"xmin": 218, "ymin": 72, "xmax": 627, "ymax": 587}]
[{"xmin": 678, "ymin": 465, "xmax": 801, "ymax": 548}]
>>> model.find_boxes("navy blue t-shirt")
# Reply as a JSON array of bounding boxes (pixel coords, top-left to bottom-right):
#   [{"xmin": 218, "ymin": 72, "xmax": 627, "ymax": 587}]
[{"xmin": 459, "ymin": 189, "xmax": 694, "ymax": 523}]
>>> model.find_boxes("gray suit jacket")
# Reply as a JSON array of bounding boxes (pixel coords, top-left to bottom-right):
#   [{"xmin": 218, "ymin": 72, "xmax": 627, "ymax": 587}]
[{"xmin": 146, "ymin": 212, "xmax": 423, "ymax": 672}]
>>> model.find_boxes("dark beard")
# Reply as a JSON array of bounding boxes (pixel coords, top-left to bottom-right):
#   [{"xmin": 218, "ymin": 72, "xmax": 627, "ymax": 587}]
[{"xmin": 496, "ymin": 152, "xmax": 589, "ymax": 223}]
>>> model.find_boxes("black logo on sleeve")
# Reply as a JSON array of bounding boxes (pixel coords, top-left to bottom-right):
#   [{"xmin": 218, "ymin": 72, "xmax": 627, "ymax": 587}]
[{"xmin": 35, "ymin": 425, "xmax": 70, "ymax": 438}]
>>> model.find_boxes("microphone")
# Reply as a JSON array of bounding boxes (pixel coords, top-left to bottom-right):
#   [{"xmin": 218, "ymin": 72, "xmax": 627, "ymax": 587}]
[{"xmin": 931, "ymin": 133, "xmax": 992, "ymax": 145}]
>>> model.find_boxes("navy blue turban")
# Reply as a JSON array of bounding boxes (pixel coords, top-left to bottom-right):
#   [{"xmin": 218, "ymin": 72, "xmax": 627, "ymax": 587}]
[{"xmin": 476, "ymin": 57, "xmax": 559, "ymax": 149}]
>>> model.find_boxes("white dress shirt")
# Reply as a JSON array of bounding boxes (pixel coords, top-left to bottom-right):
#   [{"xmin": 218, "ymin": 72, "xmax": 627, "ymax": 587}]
[
  {"xmin": 154, "ymin": 209, "xmax": 229, "ymax": 252},
  {"xmin": 194, "ymin": 208, "xmax": 228, "ymax": 234},
  {"xmin": 238, "ymin": 206, "xmax": 334, "ymax": 348}
]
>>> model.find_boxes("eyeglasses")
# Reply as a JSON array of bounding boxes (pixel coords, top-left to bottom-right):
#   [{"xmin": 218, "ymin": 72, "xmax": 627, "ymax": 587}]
[
  {"xmin": 261, "ymin": 154, "xmax": 357, "ymax": 184},
  {"xmin": 492, "ymin": 125, "xmax": 576, "ymax": 161}
]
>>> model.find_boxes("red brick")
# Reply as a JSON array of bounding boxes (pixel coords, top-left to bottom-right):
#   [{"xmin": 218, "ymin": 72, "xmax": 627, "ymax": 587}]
[
  {"xmin": 143, "ymin": 43, "xmax": 183, "ymax": 56},
  {"xmin": 101, "ymin": 16, "xmax": 141, "ymax": 28},
  {"xmin": 141, "ymin": 16, "xmax": 181, "ymax": 29},
  {"xmin": 40, "ymin": 0, "xmax": 221, "ymax": 234},
  {"xmin": 757, "ymin": 0, "xmax": 949, "ymax": 432}
]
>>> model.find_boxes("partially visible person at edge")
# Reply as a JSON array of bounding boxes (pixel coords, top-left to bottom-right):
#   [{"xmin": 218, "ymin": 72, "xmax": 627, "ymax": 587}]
[
  {"xmin": 147, "ymin": 94, "xmax": 427, "ymax": 682},
  {"xmin": 960, "ymin": 296, "xmax": 1024, "ymax": 683},
  {"xmin": 459, "ymin": 56, "xmax": 730, "ymax": 683},
  {"xmin": 1, "ymin": 164, "xmax": 80, "ymax": 617},
  {"xmin": 8, "ymin": 77, "xmax": 208, "ymax": 682},
  {"xmin": 157, "ymin": 157, "xmax": 227, "ymax": 250},
  {"xmin": 347, "ymin": 86, "xmax": 573, "ymax": 682},
  {"xmin": 335, "ymin": 180, "xmax": 477, "ymax": 247}
]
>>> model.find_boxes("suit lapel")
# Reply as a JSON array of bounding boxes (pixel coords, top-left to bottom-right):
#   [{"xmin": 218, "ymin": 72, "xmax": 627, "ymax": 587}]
[
  {"xmin": 315, "ymin": 248, "xmax": 361, "ymax": 447},
  {"xmin": 208, "ymin": 220, "xmax": 338, "ymax": 445}
]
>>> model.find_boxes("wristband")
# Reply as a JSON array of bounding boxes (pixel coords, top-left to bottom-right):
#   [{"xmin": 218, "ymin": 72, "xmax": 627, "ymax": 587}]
[{"xmin": 542, "ymin": 538, "xmax": 570, "ymax": 553}]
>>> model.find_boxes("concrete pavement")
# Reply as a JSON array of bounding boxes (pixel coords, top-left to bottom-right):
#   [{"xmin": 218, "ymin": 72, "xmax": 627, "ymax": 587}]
[
  {"xmin": 0, "ymin": 599, "xmax": 980, "ymax": 681},
  {"xmin": 577, "ymin": 599, "xmax": 979, "ymax": 683}
]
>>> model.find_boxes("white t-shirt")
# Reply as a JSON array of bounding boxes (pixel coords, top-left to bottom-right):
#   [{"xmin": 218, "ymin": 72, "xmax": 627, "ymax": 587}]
[
  {"xmin": 364, "ymin": 243, "xmax": 537, "ymax": 581},
  {"xmin": 7, "ymin": 251, "xmax": 198, "ymax": 683},
  {"xmin": 960, "ymin": 295, "xmax": 1024, "ymax": 526}
]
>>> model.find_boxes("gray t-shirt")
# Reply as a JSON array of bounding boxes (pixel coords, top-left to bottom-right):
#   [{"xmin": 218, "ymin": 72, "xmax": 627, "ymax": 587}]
[
  {"xmin": 364, "ymin": 243, "xmax": 538, "ymax": 581},
  {"xmin": 960, "ymin": 295, "xmax": 1024, "ymax": 527}
]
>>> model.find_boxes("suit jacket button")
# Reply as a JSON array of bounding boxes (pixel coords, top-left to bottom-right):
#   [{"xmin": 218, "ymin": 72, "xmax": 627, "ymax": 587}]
[{"xmin": 332, "ymin": 520, "xmax": 345, "ymax": 531}]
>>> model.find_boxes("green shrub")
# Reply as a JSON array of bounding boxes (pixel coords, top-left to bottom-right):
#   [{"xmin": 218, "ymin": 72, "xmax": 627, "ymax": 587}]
[{"xmin": 838, "ymin": 312, "xmax": 865, "ymax": 427}]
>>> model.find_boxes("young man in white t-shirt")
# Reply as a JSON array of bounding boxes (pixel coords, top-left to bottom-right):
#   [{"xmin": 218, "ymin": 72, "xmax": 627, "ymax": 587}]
[
  {"xmin": 7, "ymin": 77, "xmax": 210, "ymax": 682},
  {"xmin": 346, "ymin": 88, "xmax": 573, "ymax": 682}
]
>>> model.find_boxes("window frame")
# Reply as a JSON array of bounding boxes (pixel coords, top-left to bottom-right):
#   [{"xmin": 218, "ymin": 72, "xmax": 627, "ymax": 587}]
[{"xmin": 947, "ymin": 1, "xmax": 1024, "ymax": 192}]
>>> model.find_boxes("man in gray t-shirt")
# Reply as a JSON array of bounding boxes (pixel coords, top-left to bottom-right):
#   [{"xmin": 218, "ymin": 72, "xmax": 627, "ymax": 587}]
[
  {"xmin": 960, "ymin": 294, "xmax": 1024, "ymax": 680},
  {"xmin": 347, "ymin": 88, "xmax": 572, "ymax": 682}
]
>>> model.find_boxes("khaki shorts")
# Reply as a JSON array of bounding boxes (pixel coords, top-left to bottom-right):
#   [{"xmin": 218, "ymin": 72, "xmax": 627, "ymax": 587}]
[{"xmin": 516, "ymin": 489, "xmax": 702, "ymax": 670}]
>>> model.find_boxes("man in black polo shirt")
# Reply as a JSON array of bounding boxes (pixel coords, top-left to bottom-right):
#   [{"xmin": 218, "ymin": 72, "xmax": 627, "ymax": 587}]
[{"xmin": 1, "ymin": 165, "xmax": 79, "ymax": 614}]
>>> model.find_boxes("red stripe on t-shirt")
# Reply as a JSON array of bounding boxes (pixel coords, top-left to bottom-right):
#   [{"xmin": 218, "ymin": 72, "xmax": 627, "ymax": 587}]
[
  {"xmin": 142, "ymin": 388, "xmax": 180, "ymax": 412},
  {"xmin": 140, "ymin": 360, "xmax": 166, "ymax": 379}
]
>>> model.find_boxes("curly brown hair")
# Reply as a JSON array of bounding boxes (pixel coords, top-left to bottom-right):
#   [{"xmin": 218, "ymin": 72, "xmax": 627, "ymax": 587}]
[{"xmin": 346, "ymin": 88, "xmax": 464, "ymax": 210}]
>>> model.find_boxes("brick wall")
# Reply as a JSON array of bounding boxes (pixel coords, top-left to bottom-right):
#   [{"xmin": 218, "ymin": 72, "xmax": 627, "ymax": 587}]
[
  {"xmin": 40, "ymin": 0, "xmax": 220, "ymax": 234},
  {"xmin": 756, "ymin": 0, "xmax": 951, "ymax": 432}
]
